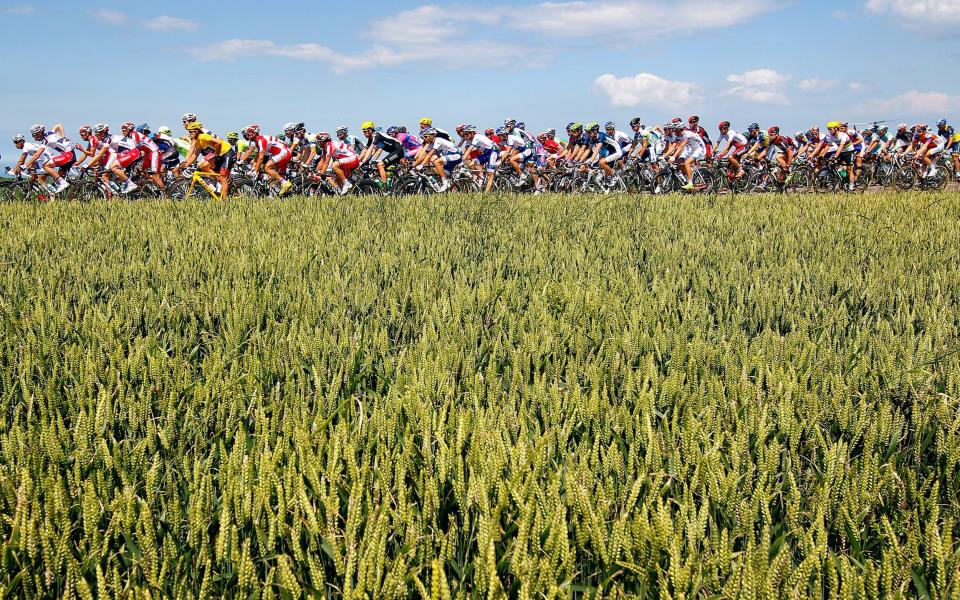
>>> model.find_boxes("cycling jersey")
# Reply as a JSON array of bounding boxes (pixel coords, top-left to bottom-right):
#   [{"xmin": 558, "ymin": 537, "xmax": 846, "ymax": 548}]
[
  {"xmin": 40, "ymin": 131, "xmax": 76, "ymax": 167},
  {"xmin": 915, "ymin": 132, "xmax": 945, "ymax": 154},
  {"xmin": 677, "ymin": 130, "xmax": 707, "ymax": 159},
  {"xmin": 541, "ymin": 139, "xmax": 561, "ymax": 155},
  {"xmin": 748, "ymin": 131, "xmax": 770, "ymax": 149},
  {"xmin": 320, "ymin": 140, "xmax": 358, "ymax": 161},
  {"xmin": 464, "ymin": 134, "xmax": 500, "ymax": 171},
  {"xmin": 688, "ymin": 125, "xmax": 713, "ymax": 148},
  {"xmin": 426, "ymin": 137, "xmax": 462, "ymax": 157},
  {"xmin": 367, "ymin": 131, "xmax": 404, "ymax": 155},
  {"xmin": 717, "ymin": 129, "xmax": 748, "ymax": 149},
  {"xmin": 503, "ymin": 133, "xmax": 529, "ymax": 151},
  {"xmin": 130, "ymin": 131, "xmax": 158, "ymax": 152},
  {"xmin": 18, "ymin": 141, "xmax": 47, "ymax": 168},
  {"xmin": 592, "ymin": 132, "xmax": 621, "ymax": 158},
  {"xmin": 938, "ymin": 126, "xmax": 955, "ymax": 144},
  {"xmin": 769, "ymin": 135, "xmax": 794, "ymax": 152},
  {"xmin": 395, "ymin": 132, "xmax": 421, "ymax": 159},
  {"xmin": 196, "ymin": 134, "xmax": 232, "ymax": 156},
  {"xmin": 611, "ymin": 130, "xmax": 631, "ymax": 150},
  {"xmin": 255, "ymin": 135, "xmax": 289, "ymax": 157}
]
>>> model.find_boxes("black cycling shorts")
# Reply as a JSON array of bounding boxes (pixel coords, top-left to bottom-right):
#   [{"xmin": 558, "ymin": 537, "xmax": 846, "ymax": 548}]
[
  {"xmin": 376, "ymin": 150, "xmax": 403, "ymax": 167},
  {"xmin": 213, "ymin": 149, "xmax": 237, "ymax": 175},
  {"xmin": 837, "ymin": 151, "xmax": 854, "ymax": 166}
]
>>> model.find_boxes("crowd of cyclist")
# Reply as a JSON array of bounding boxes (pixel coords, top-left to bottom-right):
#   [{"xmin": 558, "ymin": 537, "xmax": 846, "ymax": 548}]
[{"xmin": 7, "ymin": 112, "xmax": 960, "ymax": 199}]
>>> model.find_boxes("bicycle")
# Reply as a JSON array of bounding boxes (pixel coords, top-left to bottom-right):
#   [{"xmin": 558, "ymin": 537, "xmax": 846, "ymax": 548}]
[
  {"xmin": 652, "ymin": 159, "xmax": 714, "ymax": 194},
  {"xmin": 168, "ymin": 168, "xmax": 238, "ymax": 200}
]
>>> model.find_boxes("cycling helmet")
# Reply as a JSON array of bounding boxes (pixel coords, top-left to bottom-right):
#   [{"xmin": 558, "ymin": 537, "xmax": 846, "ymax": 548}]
[
  {"xmin": 283, "ymin": 122, "xmax": 296, "ymax": 134},
  {"xmin": 79, "ymin": 125, "xmax": 93, "ymax": 136},
  {"xmin": 463, "ymin": 125, "xmax": 477, "ymax": 134},
  {"xmin": 566, "ymin": 122, "xmax": 582, "ymax": 132},
  {"xmin": 748, "ymin": 122, "xmax": 760, "ymax": 131},
  {"xmin": 181, "ymin": 112, "xmax": 197, "ymax": 122},
  {"xmin": 158, "ymin": 125, "xmax": 172, "ymax": 135},
  {"xmin": 937, "ymin": 118, "xmax": 947, "ymax": 128},
  {"xmin": 485, "ymin": 128, "xmax": 496, "ymax": 137},
  {"xmin": 93, "ymin": 123, "xmax": 109, "ymax": 135},
  {"xmin": 315, "ymin": 131, "xmax": 331, "ymax": 143},
  {"xmin": 361, "ymin": 121, "xmax": 376, "ymax": 131},
  {"xmin": 336, "ymin": 126, "xmax": 348, "ymax": 135},
  {"xmin": 504, "ymin": 118, "xmax": 517, "ymax": 129},
  {"xmin": 896, "ymin": 123, "xmax": 908, "ymax": 131},
  {"xmin": 604, "ymin": 121, "xmax": 616, "ymax": 130},
  {"xmin": 629, "ymin": 117, "xmax": 642, "ymax": 127},
  {"xmin": 840, "ymin": 121, "xmax": 848, "ymax": 127},
  {"xmin": 768, "ymin": 125, "xmax": 780, "ymax": 135},
  {"xmin": 121, "ymin": 122, "xmax": 135, "ymax": 132},
  {"xmin": 421, "ymin": 127, "xmax": 438, "ymax": 137},
  {"xmin": 295, "ymin": 121, "xmax": 305, "ymax": 131},
  {"xmin": 516, "ymin": 122, "xmax": 526, "ymax": 130},
  {"xmin": 12, "ymin": 134, "xmax": 24, "ymax": 143},
  {"xmin": 671, "ymin": 117, "xmax": 683, "ymax": 124},
  {"xmin": 386, "ymin": 126, "xmax": 399, "ymax": 136},
  {"xmin": 794, "ymin": 131, "xmax": 805, "ymax": 138},
  {"xmin": 496, "ymin": 126, "xmax": 512, "ymax": 137},
  {"xmin": 419, "ymin": 117, "xmax": 433, "ymax": 127},
  {"xmin": 688, "ymin": 115, "xmax": 700, "ymax": 123},
  {"xmin": 546, "ymin": 128, "xmax": 556, "ymax": 136},
  {"xmin": 878, "ymin": 125, "xmax": 888, "ymax": 132},
  {"xmin": 914, "ymin": 123, "xmax": 927, "ymax": 133},
  {"xmin": 136, "ymin": 124, "xmax": 151, "ymax": 134},
  {"xmin": 586, "ymin": 122, "xmax": 600, "ymax": 133},
  {"xmin": 185, "ymin": 122, "xmax": 204, "ymax": 132},
  {"xmin": 826, "ymin": 121, "xmax": 839, "ymax": 129},
  {"xmin": 226, "ymin": 131, "xmax": 239, "ymax": 141},
  {"xmin": 663, "ymin": 122, "xmax": 676, "ymax": 130},
  {"xmin": 455, "ymin": 123, "xmax": 466, "ymax": 134},
  {"xmin": 29, "ymin": 124, "xmax": 45, "ymax": 138},
  {"xmin": 718, "ymin": 121, "xmax": 730, "ymax": 129},
  {"xmin": 537, "ymin": 132, "xmax": 548, "ymax": 141},
  {"xmin": 243, "ymin": 125, "xmax": 260, "ymax": 138},
  {"xmin": 397, "ymin": 126, "xmax": 407, "ymax": 133}
]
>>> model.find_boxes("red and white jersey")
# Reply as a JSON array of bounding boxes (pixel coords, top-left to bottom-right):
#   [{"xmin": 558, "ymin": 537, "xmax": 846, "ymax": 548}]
[
  {"xmin": 43, "ymin": 131, "xmax": 74, "ymax": 156},
  {"xmin": 321, "ymin": 140, "xmax": 358, "ymax": 160},
  {"xmin": 130, "ymin": 131, "xmax": 159, "ymax": 152},
  {"xmin": 255, "ymin": 135, "xmax": 289, "ymax": 156},
  {"xmin": 105, "ymin": 134, "xmax": 137, "ymax": 152}
]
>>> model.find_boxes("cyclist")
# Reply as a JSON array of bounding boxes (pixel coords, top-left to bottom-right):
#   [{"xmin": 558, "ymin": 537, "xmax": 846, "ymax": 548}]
[
  {"xmin": 663, "ymin": 122, "xmax": 707, "ymax": 191},
  {"xmin": 285, "ymin": 122, "xmax": 315, "ymax": 167},
  {"xmin": 86, "ymin": 123, "xmax": 139, "ymax": 194},
  {"xmin": 389, "ymin": 126, "xmax": 422, "ymax": 160},
  {"xmin": 538, "ymin": 131, "xmax": 562, "ymax": 167},
  {"xmin": 585, "ymin": 122, "xmax": 623, "ymax": 181},
  {"xmin": 123, "ymin": 122, "xmax": 164, "ymax": 190},
  {"xmin": 29, "ymin": 123, "xmax": 74, "ymax": 192},
  {"xmin": 766, "ymin": 127, "xmax": 794, "ymax": 184},
  {"xmin": 461, "ymin": 125, "xmax": 500, "ymax": 192},
  {"xmin": 419, "ymin": 118, "xmax": 451, "ymax": 141},
  {"xmin": 809, "ymin": 121, "xmax": 856, "ymax": 191},
  {"xmin": 11, "ymin": 133, "xmax": 65, "ymax": 195},
  {"xmin": 359, "ymin": 121, "xmax": 406, "ymax": 186},
  {"xmin": 314, "ymin": 131, "xmax": 360, "ymax": 195},
  {"xmin": 73, "ymin": 125, "xmax": 101, "ymax": 171},
  {"xmin": 687, "ymin": 115, "xmax": 713, "ymax": 158},
  {"xmin": 336, "ymin": 126, "xmax": 365, "ymax": 155},
  {"xmin": 910, "ymin": 124, "xmax": 945, "ymax": 178},
  {"xmin": 156, "ymin": 126, "xmax": 192, "ymax": 160},
  {"xmin": 241, "ymin": 124, "xmax": 293, "ymax": 195},
  {"xmin": 564, "ymin": 122, "xmax": 590, "ymax": 162},
  {"xmin": 142, "ymin": 124, "xmax": 181, "ymax": 174},
  {"xmin": 604, "ymin": 121, "xmax": 632, "ymax": 161},
  {"xmin": 714, "ymin": 121, "xmax": 748, "ymax": 179},
  {"xmin": 499, "ymin": 124, "xmax": 535, "ymax": 186},
  {"xmin": 744, "ymin": 123, "xmax": 770, "ymax": 166},
  {"xmin": 937, "ymin": 118, "xmax": 960, "ymax": 176},
  {"xmin": 411, "ymin": 128, "xmax": 461, "ymax": 192},
  {"xmin": 182, "ymin": 122, "xmax": 236, "ymax": 199}
]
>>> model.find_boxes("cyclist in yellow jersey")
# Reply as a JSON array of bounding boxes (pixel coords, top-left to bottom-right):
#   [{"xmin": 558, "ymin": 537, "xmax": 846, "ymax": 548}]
[{"xmin": 181, "ymin": 122, "xmax": 235, "ymax": 199}]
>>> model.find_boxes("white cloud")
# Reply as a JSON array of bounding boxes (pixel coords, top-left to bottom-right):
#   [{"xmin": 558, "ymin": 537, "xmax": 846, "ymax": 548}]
[
  {"xmin": 865, "ymin": 0, "xmax": 960, "ymax": 26},
  {"xmin": 726, "ymin": 69, "xmax": 791, "ymax": 104},
  {"xmin": 189, "ymin": 39, "xmax": 540, "ymax": 73},
  {"xmin": 798, "ymin": 77, "xmax": 839, "ymax": 92},
  {"xmin": 89, "ymin": 8, "xmax": 128, "ymax": 25},
  {"xmin": 594, "ymin": 73, "xmax": 700, "ymax": 109},
  {"xmin": 3, "ymin": 5, "xmax": 34, "ymax": 14},
  {"xmin": 848, "ymin": 82, "xmax": 866, "ymax": 92},
  {"xmin": 861, "ymin": 90, "xmax": 960, "ymax": 115},
  {"xmin": 143, "ymin": 16, "xmax": 198, "ymax": 32}
]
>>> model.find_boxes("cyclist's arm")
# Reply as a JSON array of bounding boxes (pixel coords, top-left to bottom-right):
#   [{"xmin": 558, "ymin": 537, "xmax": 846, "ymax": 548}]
[
  {"xmin": 715, "ymin": 140, "xmax": 732, "ymax": 159},
  {"xmin": 411, "ymin": 148, "xmax": 433, "ymax": 168},
  {"xmin": 52, "ymin": 124, "xmax": 65, "ymax": 138},
  {"xmin": 672, "ymin": 140, "xmax": 688, "ymax": 160},
  {"xmin": 12, "ymin": 152, "xmax": 27, "ymax": 174},
  {"xmin": 315, "ymin": 153, "xmax": 331, "ymax": 174},
  {"xmin": 24, "ymin": 146, "xmax": 46, "ymax": 169}
]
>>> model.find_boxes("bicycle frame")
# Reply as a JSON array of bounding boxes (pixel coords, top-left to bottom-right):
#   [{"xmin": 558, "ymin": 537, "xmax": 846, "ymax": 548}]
[{"xmin": 187, "ymin": 170, "xmax": 223, "ymax": 200}]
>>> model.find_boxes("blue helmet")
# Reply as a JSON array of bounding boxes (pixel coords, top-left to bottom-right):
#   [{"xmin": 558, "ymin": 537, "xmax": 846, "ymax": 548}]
[
  {"xmin": 136, "ymin": 123, "xmax": 150, "ymax": 134},
  {"xmin": 937, "ymin": 118, "xmax": 948, "ymax": 128}
]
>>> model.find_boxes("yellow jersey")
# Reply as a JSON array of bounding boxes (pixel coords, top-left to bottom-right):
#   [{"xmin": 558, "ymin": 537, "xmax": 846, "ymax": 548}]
[{"xmin": 195, "ymin": 134, "xmax": 231, "ymax": 156}]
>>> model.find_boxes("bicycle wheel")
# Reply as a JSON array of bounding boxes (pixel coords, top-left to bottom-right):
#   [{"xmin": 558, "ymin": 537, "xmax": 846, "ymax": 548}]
[
  {"xmin": 894, "ymin": 166, "xmax": 916, "ymax": 191},
  {"xmin": 920, "ymin": 167, "xmax": 948, "ymax": 192},
  {"xmin": 813, "ymin": 169, "xmax": 837, "ymax": 194},
  {"xmin": 691, "ymin": 168, "xmax": 714, "ymax": 194},
  {"xmin": 652, "ymin": 171, "xmax": 675, "ymax": 194},
  {"xmin": 450, "ymin": 173, "xmax": 480, "ymax": 193},
  {"xmin": 351, "ymin": 178, "xmax": 382, "ymax": 196},
  {"xmin": 63, "ymin": 180, "xmax": 102, "ymax": 201}
]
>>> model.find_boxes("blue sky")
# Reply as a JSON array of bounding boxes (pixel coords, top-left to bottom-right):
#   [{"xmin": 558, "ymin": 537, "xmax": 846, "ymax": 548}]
[{"xmin": 2, "ymin": 0, "xmax": 959, "ymax": 162}]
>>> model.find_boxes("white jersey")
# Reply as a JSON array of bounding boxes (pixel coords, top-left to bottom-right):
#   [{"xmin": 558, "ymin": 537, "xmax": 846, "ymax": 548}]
[
  {"xmin": 611, "ymin": 130, "xmax": 631, "ymax": 148},
  {"xmin": 718, "ymin": 129, "xmax": 747, "ymax": 147},
  {"xmin": 19, "ymin": 141, "xmax": 48, "ymax": 166},
  {"xmin": 823, "ymin": 131, "xmax": 850, "ymax": 152},
  {"xmin": 465, "ymin": 133, "xmax": 497, "ymax": 151},
  {"xmin": 106, "ymin": 134, "xmax": 137, "ymax": 152},
  {"xmin": 425, "ymin": 136, "xmax": 461, "ymax": 156},
  {"xmin": 503, "ymin": 133, "xmax": 528, "ymax": 150},
  {"xmin": 679, "ymin": 129, "xmax": 706, "ymax": 151},
  {"xmin": 43, "ymin": 131, "xmax": 73, "ymax": 156}
]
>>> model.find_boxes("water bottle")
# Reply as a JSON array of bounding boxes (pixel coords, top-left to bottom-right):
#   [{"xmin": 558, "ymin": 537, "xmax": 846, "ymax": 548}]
[{"xmin": 839, "ymin": 168, "xmax": 847, "ymax": 178}]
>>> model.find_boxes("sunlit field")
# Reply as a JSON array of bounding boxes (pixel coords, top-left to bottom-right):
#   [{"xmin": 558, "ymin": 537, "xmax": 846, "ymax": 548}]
[{"xmin": 1, "ymin": 192, "xmax": 958, "ymax": 598}]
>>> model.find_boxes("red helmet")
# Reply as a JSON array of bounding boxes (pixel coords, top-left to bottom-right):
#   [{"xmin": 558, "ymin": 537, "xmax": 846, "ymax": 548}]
[
  {"xmin": 484, "ymin": 127, "xmax": 495, "ymax": 136},
  {"xmin": 455, "ymin": 123, "xmax": 466, "ymax": 134},
  {"xmin": 688, "ymin": 115, "xmax": 700, "ymax": 123},
  {"xmin": 79, "ymin": 125, "xmax": 93, "ymax": 136},
  {"xmin": 768, "ymin": 125, "xmax": 780, "ymax": 135},
  {"xmin": 244, "ymin": 124, "xmax": 260, "ymax": 138},
  {"xmin": 718, "ymin": 121, "xmax": 730, "ymax": 129},
  {"xmin": 121, "ymin": 121, "xmax": 135, "ymax": 132}
]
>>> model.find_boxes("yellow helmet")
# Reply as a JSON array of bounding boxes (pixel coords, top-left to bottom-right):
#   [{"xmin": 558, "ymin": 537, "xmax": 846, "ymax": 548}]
[
  {"xmin": 419, "ymin": 117, "xmax": 432, "ymax": 126},
  {"xmin": 826, "ymin": 121, "xmax": 840, "ymax": 129},
  {"xmin": 185, "ymin": 122, "xmax": 204, "ymax": 131},
  {"xmin": 361, "ymin": 121, "xmax": 375, "ymax": 130}
]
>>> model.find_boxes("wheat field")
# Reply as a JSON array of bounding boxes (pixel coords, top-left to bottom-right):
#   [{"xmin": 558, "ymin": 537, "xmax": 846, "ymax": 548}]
[{"xmin": 0, "ymin": 192, "xmax": 958, "ymax": 599}]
